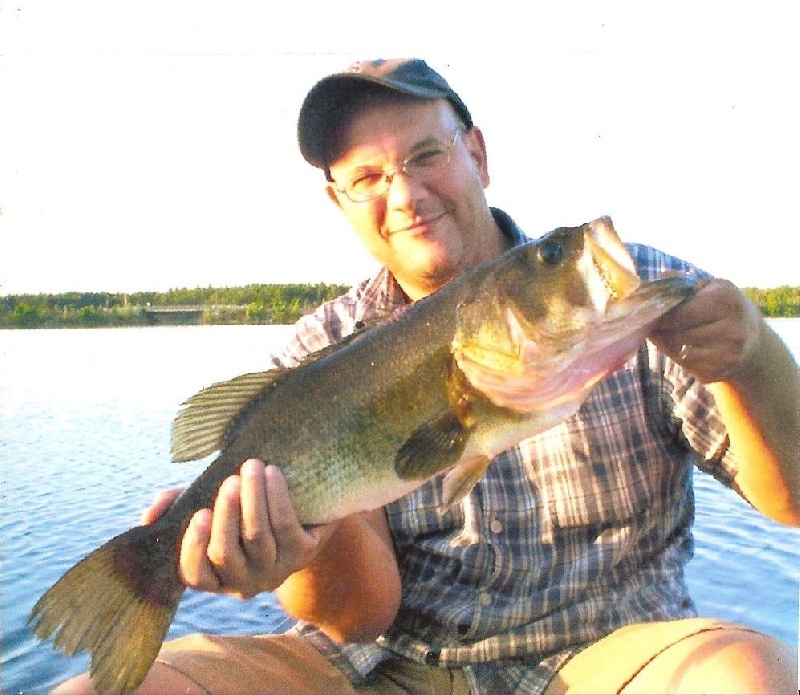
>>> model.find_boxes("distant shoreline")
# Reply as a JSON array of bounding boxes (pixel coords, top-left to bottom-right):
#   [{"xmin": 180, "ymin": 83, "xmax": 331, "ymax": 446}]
[
  {"xmin": 0, "ymin": 283, "xmax": 350, "ymax": 329},
  {"xmin": 1, "ymin": 284, "xmax": 798, "ymax": 329}
]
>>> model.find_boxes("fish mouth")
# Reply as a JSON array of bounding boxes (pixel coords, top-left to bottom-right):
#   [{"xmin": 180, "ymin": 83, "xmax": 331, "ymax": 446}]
[
  {"xmin": 451, "ymin": 216, "xmax": 697, "ymax": 415},
  {"xmin": 583, "ymin": 217, "xmax": 641, "ymax": 307},
  {"xmin": 594, "ymin": 257, "xmax": 622, "ymax": 300},
  {"xmin": 456, "ymin": 275, "xmax": 697, "ymax": 415}
]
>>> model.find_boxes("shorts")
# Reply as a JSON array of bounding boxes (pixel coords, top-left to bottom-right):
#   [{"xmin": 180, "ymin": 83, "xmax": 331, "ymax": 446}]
[{"xmin": 155, "ymin": 618, "xmax": 759, "ymax": 694}]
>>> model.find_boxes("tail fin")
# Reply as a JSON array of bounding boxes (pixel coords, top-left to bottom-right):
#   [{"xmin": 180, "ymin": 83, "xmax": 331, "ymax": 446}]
[{"xmin": 28, "ymin": 523, "xmax": 186, "ymax": 695}]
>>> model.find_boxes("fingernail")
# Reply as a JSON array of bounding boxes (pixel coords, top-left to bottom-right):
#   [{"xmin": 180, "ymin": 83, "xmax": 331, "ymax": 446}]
[
  {"xmin": 191, "ymin": 509, "xmax": 212, "ymax": 538},
  {"xmin": 242, "ymin": 459, "xmax": 263, "ymax": 477},
  {"xmin": 223, "ymin": 475, "xmax": 241, "ymax": 494}
]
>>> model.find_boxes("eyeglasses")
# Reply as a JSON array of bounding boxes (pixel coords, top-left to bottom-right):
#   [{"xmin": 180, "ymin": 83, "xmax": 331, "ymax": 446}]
[{"xmin": 332, "ymin": 129, "xmax": 462, "ymax": 203}]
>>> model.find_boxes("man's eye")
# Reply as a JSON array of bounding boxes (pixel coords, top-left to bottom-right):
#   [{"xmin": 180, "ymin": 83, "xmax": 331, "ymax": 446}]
[
  {"xmin": 409, "ymin": 148, "xmax": 447, "ymax": 168},
  {"xmin": 350, "ymin": 171, "xmax": 385, "ymax": 190}
]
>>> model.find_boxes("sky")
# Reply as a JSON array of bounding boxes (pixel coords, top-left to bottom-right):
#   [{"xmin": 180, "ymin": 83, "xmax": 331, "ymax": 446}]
[{"xmin": 1, "ymin": 1, "xmax": 798, "ymax": 295}]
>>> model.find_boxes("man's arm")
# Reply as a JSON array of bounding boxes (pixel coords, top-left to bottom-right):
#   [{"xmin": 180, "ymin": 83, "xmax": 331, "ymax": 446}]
[
  {"xmin": 706, "ymin": 322, "xmax": 800, "ymax": 526},
  {"xmin": 276, "ymin": 508, "xmax": 400, "ymax": 642},
  {"xmin": 651, "ymin": 279, "xmax": 800, "ymax": 526}
]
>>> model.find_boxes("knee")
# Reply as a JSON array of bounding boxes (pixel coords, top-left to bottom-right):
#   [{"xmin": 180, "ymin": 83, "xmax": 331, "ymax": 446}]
[
  {"xmin": 629, "ymin": 629, "xmax": 798, "ymax": 694},
  {"xmin": 713, "ymin": 632, "xmax": 797, "ymax": 694}
]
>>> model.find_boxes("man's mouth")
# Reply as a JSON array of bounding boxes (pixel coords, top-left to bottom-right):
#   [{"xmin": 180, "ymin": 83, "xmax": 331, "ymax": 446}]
[{"xmin": 386, "ymin": 210, "xmax": 449, "ymax": 236}]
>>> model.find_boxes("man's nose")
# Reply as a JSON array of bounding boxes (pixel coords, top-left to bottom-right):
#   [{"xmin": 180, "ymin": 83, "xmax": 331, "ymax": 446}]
[{"xmin": 385, "ymin": 169, "xmax": 423, "ymax": 207}]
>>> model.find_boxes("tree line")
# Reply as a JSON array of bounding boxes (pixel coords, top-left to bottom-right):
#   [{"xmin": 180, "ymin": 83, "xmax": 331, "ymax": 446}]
[
  {"xmin": 1, "ymin": 284, "xmax": 798, "ymax": 330},
  {"xmin": 741, "ymin": 286, "xmax": 800, "ymax": 319},
  {"xmin": 0, "ymin": 283, "xmax": 350, "ymax": 329}
]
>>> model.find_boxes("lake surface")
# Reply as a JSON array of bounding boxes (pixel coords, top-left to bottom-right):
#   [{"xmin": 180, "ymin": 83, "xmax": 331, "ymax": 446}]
[{"xmin": 2, "ymin": 320, "xmax": 799, "ymax": 693}]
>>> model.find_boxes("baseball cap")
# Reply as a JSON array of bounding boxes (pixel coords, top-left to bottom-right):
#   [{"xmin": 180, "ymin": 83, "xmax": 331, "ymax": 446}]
[{"xmin": 297, "ymin": 58, "xmax": 473, "ymax": 169}]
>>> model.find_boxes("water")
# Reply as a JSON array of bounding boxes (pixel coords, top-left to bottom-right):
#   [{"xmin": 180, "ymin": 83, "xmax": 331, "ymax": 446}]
[{"xmin": 2, "ymin": 321, "xmax": 799, "ymax": 693}]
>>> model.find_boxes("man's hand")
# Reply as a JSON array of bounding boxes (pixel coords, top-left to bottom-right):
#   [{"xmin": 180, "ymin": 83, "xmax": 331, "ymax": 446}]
[
  {"xmin": 650, "ymin": 278, "xmax": 763, "ymax": 384},
  {"xmin": 652, "ymin": 276, "xmax": 800, "ymax": 525},
  {"xmin": 141, "ymin": 459, "xmax": 335, "ymax": 599}
]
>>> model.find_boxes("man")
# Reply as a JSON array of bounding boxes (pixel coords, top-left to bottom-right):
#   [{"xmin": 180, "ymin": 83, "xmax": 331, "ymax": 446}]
[{"xmin": 58, "ymin": 58, "xmax": 798, "ymax": 694}]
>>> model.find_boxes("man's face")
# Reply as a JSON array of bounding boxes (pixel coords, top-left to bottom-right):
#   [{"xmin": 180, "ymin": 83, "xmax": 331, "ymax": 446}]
[{"xmin": 326, "ymin": 98, "xmax": 494, "ymax": 299}]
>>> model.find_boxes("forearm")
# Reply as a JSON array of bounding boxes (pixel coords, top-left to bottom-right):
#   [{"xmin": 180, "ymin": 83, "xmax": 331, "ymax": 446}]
[
  {"xmin": 709, "ymin": 322, "xmax": 800, "ymax": 526},
  {"xmin": 275, "ymin": 509, "xmax": 401, "ymax": 642}
]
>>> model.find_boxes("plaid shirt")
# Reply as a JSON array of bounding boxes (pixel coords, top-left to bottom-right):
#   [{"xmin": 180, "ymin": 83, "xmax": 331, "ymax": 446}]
[{"xmin": 278, "ymin": 209, "xmax": 736, "ymax": 694}]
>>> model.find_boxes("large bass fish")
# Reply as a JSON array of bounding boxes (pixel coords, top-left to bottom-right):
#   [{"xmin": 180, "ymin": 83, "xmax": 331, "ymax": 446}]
[{"xmin": 29, "ymin": 217, "xmax": 696, "ymax": 693}]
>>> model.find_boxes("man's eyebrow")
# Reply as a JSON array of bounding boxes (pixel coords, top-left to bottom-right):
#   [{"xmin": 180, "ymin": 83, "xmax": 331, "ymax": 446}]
[
  {"xmin": 407, "ymin": 133, "xmax": 449, "ymax": 151},
  {"xmin": 358, "ymin": 134, "xmax": 448, "ymax": 163},
  {"xmin": 335, "ymin": 132, "xmax": 454, "ymax": 176}
]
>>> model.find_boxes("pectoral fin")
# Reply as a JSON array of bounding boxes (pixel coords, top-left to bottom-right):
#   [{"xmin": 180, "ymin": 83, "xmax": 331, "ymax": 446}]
[
  {"xmin": 441, "ymin": 456, "xmax": 491, "ymax": 510},
  {"xmin": 394, "ymin": 411, "xmax": 471, "ymax": 480}
]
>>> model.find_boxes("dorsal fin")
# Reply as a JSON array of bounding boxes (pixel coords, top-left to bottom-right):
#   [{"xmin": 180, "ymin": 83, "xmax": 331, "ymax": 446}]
[
  {"xmin": 169, "ymin": 315, "xmax": 394, "ymax": 463},
  {"xmin": 170, "ymin": 370, "xmax": 286, "ymax": 462}
]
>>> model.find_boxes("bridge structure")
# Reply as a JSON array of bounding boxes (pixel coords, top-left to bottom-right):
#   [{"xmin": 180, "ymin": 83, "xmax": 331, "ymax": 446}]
[{"xmin": 142, "ymin": 304, "xmax": 247, "ymax": 324}]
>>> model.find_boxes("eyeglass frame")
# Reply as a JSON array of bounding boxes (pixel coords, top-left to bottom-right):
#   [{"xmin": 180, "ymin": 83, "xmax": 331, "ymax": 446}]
[{"xmin": 329, "ymin": 128, "xmax": 464, "ymax": 203}]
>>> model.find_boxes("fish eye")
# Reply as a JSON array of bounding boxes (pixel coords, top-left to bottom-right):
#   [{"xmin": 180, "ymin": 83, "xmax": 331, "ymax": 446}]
[{"xmin": 537, "ymin": 240, "xmax": 564, "ymax": 265}]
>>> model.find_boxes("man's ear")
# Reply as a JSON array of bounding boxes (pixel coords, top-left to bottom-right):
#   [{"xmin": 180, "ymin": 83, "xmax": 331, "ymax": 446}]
[
  {"xmin": 326, "ymin": 183, "xmax": 343, "ymax": 210},
  {"xmin": 463, "ymin": 126, "xmax": 490, "ymax": 188}
]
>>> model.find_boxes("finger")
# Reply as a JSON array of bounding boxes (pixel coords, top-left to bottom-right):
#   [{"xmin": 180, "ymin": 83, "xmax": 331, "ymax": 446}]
[
  {"xmin": 653, "ymin": 278, "xmax": 717, "ymax": 332},
  {"xmin": 652, "ymin": 321, "xmax": 712, "ymax": 361},
  {"xmin": 264, "ymin": 465, "xmax": 317, "ymax": 572},
  {"xmin": 239, "ymin": 459, "xmax": 273, "ymax": 570},
  {"xmin": 179, "ymin": 508, "xmax": 222, "ymax": 591},
  {"xmin": 206, "ymin": 475, "xmax": 244, "ymax": 580},
  {"xmin": 653, "ymin": 316, "xmax": 750, "ymax": 383},
  {"xmin": 140, "ymin": 487, "xmax": 184, "ymax": 525},
  {"xmin": 654, "ymin": 297, "xmax": 706, "ymax": 334}
]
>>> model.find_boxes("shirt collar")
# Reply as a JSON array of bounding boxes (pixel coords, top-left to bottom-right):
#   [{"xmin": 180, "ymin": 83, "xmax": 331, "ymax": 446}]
[{"xmin": 375, "ymin": 207, "xmax": 529, "ymax": 308}]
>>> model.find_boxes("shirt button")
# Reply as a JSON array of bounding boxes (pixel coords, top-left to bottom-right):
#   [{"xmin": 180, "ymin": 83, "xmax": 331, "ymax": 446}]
[
  {"xmin": 489, "ymin": 519, "xmax": 503, "ymax": 534},
  {"xmin": 478, "ymin": 591, "xmax": 492, "ymax": 606},
  {"xmin": 424, "ymin": 649, "xmax": 440, "ymax": 665}
]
